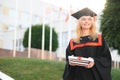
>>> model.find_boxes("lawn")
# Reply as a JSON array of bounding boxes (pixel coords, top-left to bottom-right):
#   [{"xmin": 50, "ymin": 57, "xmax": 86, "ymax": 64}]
[
  {"xmin": 0, "ymin": 57, "xmax": 120, "ymax": 80},
  {"xmin": 0, "ymin": 58, "xmax": 65, "ymax": 80}
]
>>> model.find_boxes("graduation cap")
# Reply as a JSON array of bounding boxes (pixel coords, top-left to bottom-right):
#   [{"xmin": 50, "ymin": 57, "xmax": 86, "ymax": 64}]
[{"xmin": 71, "ymin": 7, "xmax": 97, "ymax": 19}]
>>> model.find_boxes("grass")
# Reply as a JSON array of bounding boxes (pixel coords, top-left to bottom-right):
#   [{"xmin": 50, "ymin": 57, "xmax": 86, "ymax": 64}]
[
  {"xmin": 0, "ymin": 57, "xmax": 65, "ymax": 80},
  {"xmin": 0, "ymin": 57, "xmax": 120, "ymax": 80},
  {"xmin": 111, "ymin": 68, "xmax": 120, "ymax": 80}
]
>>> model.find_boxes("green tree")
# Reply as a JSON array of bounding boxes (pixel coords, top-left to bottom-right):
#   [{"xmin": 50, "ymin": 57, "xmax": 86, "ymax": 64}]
[
  {"xmin": 100, "ymin": 0, "xmax": 120, "ymax": 54},
  {"xmin": 23, "ymin": 24, "xmax": 58, "ymax": 51}
]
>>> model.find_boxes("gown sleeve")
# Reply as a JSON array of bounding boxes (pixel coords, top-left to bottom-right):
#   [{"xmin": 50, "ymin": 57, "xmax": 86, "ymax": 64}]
[
  {"xmin": 65, "ymin": 41, "xmax": 74, "ymax": 62},
  {"xmin": 63, "ymin": 40, "xmax": 75, "ymax": 80},
  {"xmin": 94, "ymin": 36, "xmax": 112, "ymax": 80}
]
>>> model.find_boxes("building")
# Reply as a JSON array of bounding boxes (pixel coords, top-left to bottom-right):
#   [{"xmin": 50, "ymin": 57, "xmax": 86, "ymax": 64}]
[
  {"xmin": 0, "ymin": 0, "xmax": 120, "ymax": 61},
  {"xmin": 0, "ymin": 0, "xmax": 77, "ymax": 58}
]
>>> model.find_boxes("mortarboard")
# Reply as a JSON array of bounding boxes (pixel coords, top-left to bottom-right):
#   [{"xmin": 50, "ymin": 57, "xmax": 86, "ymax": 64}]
[{"xmin": 71, "ymin": 7, "xmax": 97, "ymax": 19}]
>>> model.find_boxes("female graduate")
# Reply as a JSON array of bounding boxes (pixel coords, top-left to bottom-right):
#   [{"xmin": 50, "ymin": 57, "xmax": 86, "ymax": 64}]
[{"xmin": 63, "ymin": 7, "xmax": 112, "ymax": 80}]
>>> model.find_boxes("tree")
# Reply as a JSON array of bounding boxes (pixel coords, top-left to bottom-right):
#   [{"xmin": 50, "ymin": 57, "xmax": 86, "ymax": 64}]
[
  {"xmin": 23, "ymin": 24, "xmax": 58, "ymax": 51},
  {"xmin": 100, "ymin": 0, "xmax": 120, "ymax": 54}
]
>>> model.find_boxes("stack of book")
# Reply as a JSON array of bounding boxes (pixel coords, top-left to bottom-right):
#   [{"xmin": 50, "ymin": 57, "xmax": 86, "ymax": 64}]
[{"xmin": 68, "ymin": 55, "xmax": 94, "ymax": 67}]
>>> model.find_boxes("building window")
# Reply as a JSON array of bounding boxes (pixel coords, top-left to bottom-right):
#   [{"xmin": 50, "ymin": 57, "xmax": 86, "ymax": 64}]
[
  {"xmin": 16, "ymin": 39, "xmax": 23, "ymax": 51},
  {"xmin": 21, "ymin": 12, "xmax": 29, "ymax": 27},
  {"xmin": 13, "ymin": 38, "xmax": 23, "ymax": 51},
  {"xmin": 2, "ymin": 6, "xmax": 9, "ymax": 16},
  {"xmin": 9, "ymin": 8, "xmax": 17, "ymax": 19},
  {"xmin": 62, "ymin": 32, "xmax": 68, "ymax": 47},
  {"xmin": 32, "ymin": 15, "xmax": 40, "ymax": 25},
  {"xmin": 8, "ymin": 25, "xmax": 15, "ymax": 31},
  {"xmin": 0, "ymin": 5, "xmax": 2, "ymax": 15}
]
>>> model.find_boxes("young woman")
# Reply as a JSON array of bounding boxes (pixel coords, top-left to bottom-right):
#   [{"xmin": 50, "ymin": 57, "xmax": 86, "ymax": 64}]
[{"xmin": 63, "ymin": 7, "xmax": 112, "ymax": 80}]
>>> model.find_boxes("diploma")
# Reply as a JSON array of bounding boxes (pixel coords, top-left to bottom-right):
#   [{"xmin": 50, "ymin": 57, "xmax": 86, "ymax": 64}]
[{"xmin": 68, "ymin": 55, "xmax": 94, "ymax": 67}]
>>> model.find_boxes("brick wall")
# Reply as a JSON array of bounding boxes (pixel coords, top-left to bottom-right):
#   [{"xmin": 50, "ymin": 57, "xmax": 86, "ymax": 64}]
[{"xmin": 0, "ymin": 48, "xmax": 59, "ymax": 61}]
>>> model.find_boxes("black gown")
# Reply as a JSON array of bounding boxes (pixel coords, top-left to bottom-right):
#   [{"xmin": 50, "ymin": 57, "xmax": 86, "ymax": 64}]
[{"xmin": 63, "ymin": 34, "xmax": 112, "ymax": 80}]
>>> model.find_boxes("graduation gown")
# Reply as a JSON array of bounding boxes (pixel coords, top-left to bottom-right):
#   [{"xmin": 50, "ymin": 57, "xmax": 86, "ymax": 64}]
[{"xmin": 63, "ymin": 34, "xmax": 112, "ymax": 80}]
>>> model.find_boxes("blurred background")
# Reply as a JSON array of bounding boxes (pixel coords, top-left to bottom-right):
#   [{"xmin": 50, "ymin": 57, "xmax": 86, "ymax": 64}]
[{"xmin": 0, "ymin": 0, "xmax": 120, "ymax": 63}]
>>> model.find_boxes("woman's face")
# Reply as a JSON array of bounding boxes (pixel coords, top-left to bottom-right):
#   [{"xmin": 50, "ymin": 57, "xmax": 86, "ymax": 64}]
[{"xmin": 79, "ymin": 16, "xmax": 93, "ymax": 29}]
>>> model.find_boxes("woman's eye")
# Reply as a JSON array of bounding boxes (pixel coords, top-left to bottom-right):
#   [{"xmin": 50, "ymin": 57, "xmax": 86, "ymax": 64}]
[
  {"xmin": 88, "ymin": 18, "xmax": 92, "ymax": 21},
  {"xmin": 81, "ymin": 18, "xmax": 86, "ymax": 21}
]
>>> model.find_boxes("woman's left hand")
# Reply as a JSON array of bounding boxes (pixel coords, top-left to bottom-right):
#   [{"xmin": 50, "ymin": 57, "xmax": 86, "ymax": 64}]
[{"xmin": 85, "ymin": 57, "xmax": 94, "ymax": 68}]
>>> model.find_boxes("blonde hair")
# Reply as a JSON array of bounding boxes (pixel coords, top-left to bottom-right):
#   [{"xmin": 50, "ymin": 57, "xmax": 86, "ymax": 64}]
[{"xmin": 74, "ymin": 17, "xmax": 98, "ymax": 43}]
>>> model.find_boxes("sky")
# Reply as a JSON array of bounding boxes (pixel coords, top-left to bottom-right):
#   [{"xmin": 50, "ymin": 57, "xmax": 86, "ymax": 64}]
[{"xmin": 41, "ymin": 0, "xmax": 106, "ymax": 14}]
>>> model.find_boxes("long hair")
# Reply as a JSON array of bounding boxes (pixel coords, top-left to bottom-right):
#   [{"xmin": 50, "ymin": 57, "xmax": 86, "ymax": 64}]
[{"xmin": 74, "ymin": 18, "xmax": 98, "ymax": 43}]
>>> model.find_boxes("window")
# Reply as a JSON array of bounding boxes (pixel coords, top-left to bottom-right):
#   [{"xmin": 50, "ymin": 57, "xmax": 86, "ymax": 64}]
[
  {"xmin": 8, "ymin": 25, "xmax": 15, "ymax": 31},
  {"xmin": 32, "ymin": 15, "xmax": 40, "ymax": 25},
  {"xmin": 0, "ymin": 4, "xmax": 2, "ymax": 15},
  {"xmin": 9, "ymin": 8, "xmax": 17, "ymax": 19},
  {"xmin": 62, "ymin": 32, "xmax": 68, "ymax": 47},
  {"xmin": 16, "ymin": 39, "xmax": 23, "ymax": 51},
  {"xmin": 21, "ymin": 12, "xmax": 29, "ymax": 27},
  {"xmin": 13, "ymin": 38, "xmax": 24, "ymax": 51},
  {"xmin": 2, "ymin": 6, "xmax": 9, "ymax": 16}
]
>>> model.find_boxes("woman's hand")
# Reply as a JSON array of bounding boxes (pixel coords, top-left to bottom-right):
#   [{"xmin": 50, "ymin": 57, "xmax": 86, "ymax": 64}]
[{"xmin": 85, "ymin": 57, "xmax": 94, "ymax": 68}]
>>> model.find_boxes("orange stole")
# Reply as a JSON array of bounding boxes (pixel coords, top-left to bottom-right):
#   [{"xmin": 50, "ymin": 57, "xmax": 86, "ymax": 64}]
[{"xmin": 70, "ymin": 34, "xmax": 102, "ymax": 50}]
